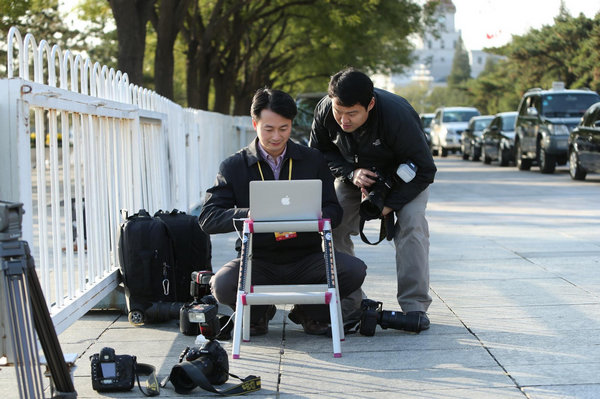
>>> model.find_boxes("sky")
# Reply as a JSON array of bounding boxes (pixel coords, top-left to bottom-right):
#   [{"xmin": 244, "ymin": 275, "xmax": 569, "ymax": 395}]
[{"xmin": 452, "ymin": 0, "xmax": 600, "ymax": 50}]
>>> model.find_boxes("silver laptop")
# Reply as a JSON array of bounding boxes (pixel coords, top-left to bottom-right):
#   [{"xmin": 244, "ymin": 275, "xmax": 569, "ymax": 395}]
[{"xmin": 249, "ymin": 180, "xmax": 322, "ymax": 221}]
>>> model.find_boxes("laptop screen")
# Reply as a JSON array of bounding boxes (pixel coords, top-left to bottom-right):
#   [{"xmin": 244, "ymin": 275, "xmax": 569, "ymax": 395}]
[{"xmin": 249, "ymin": 180, "xmax": 322, "ymax": 221}]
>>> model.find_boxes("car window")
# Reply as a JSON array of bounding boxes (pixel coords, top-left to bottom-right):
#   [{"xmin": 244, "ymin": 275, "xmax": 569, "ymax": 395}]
[
  {"xmin": 421, "ymin": 115, "xmax": 433, "ymax": 128},
  {"xmin": 541, "ymin": 93, "xmax": 600, "ymax": 118},
  {"xmin": 502, "ymin": 115, "xmax": 516, "ymax": 130},
  {"xmin": 442, "ymin": 110, "xmax": 479, "ymax": 123},
  {"xmin": 474, "ymin": 118, "xmax": 492, "ymax": 131}
]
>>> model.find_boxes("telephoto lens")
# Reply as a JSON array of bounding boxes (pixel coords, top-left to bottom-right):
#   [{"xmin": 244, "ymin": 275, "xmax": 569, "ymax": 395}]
[{"xmin": 379, "ymin": 310, "xmax": 422, "ymax": 332}]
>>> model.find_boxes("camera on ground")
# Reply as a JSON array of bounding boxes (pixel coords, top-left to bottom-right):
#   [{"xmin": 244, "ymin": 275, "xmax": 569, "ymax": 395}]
[
  {"xmin": 90, "ymin": 347, "xmax": 136, "ymax": 392},
  {"xmin": 169, "ymin": 340, "xmax": 229, "ymax": 394},
  {"xmin": 180, "ymin": 270, "xmax": 222, "ymax": 338},
  {"xmin": 359, "ymin": 299, "xmax": 424, "ymax": 336}
]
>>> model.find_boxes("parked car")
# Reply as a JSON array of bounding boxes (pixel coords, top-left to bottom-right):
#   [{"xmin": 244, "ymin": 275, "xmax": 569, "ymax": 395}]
[
  {"xmin": 292, "ymin": 92, "xmax": 326, "ymax": 145},
  {"xmin": 430, "ymin": 107, "xmax": 480, "ymax": 157},
  {"xmin": 568, "ymin": 101, "xmax": 600, "ymax": 180},
  {"xmin": 420, "ymin": 113, "xmax": 434, "ymax": 148},
  {"xmin": 514, "ymin": 82, "xmax": 600, "ymax": 173},
  {"xmin": 461, "ymin": 115, "xmax": 493, "ymax": 161},
  {"xmin": 481, "ymin": 111, "xmax": 518, "ymax": 166}
]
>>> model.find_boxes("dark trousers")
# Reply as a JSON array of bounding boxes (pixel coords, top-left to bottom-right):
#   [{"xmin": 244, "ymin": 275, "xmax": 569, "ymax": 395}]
[{"xmin": 210, "ymin": 251, "xmax": 366, "ymax": 323}]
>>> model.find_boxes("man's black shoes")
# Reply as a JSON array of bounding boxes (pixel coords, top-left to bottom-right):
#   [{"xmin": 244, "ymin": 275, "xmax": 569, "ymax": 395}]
[
  {"xmin": 407, "ymin": 311, "xmax": 430, "ymax": 331},
  {"xmin": 250, "ymin": 305, "xmax": 277, "ymax": 336}
]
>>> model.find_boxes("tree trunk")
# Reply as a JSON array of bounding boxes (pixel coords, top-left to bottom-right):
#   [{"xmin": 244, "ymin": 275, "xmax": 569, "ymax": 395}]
[
  {"xmin": 108, "ymin": 0, "xmax": 155, "ymax": 87},
  {"xmin": 153, "ymin": 0, "xmax": 190, "ymax": 100}
]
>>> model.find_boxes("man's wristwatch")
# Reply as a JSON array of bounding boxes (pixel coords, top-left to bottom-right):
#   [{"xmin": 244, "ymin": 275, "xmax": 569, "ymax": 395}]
[{"xmin": 347, "ymin": 170, "xmax": 354, "ymax": 182}]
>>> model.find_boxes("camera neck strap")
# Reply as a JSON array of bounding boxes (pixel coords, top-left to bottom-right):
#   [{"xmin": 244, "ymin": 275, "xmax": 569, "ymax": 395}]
[
  {"xmin": 135, "ymin": 362, "xmax": 160, "ymax": 397},
  {"xmin": 359, "ymin": 213, "xmax": 395, "ymax": 245},
  {"xmin": 167, "ymin": 361, "xmax": 261, "ymax": 396}
]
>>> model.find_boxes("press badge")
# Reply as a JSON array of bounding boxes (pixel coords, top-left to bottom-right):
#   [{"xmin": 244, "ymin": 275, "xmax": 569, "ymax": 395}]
[{"xmin": 274, "ymin": 232, "xmax": 297, "ymax": 241}]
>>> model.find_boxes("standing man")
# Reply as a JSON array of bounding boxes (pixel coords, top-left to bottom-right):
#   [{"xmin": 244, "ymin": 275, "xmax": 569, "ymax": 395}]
[
  {"xmin": 199, "ymin": 87, "xmax": 366, "ymax": 336},
  {"xmin": 309, "ymin": 68, "xmax": 436, "ymax": 330}
]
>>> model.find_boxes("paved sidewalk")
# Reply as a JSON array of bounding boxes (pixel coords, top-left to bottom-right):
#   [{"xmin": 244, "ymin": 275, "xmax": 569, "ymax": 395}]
[{"xmin": 2, "ymin": 157, "xmax": 600, "ymax": 398}]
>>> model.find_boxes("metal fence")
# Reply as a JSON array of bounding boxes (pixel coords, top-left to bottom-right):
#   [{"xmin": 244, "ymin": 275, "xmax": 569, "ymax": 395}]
[{"xmin": 0, "ymin": 27, "xmax": 253, "ymax": 351}]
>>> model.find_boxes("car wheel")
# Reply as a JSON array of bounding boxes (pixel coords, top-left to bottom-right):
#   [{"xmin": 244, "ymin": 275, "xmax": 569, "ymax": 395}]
[
  {"xmin": 569, "ymin": 150, "xmax": 587, "ymax": 180},
  {"xmin": 462, "ymin": 150, "xmax": 469, "ymax": 160},
  {"xmin": 499, "ymin": 147, "xmax": 509, "ymax": 167},
  {"xmin": 441, "ymin": 147, "xmax": 448, "ymax": 157},
  {"xmin": 515, "ymin": 141, "xmax": 531, "ymax": 170},
  {"xmin": 537, "ymin": 144, "xmax": 556, "ymax": 174},
  {"xmin": 432, "ymin": 147, "xmax": 439, "ymax": 156}
]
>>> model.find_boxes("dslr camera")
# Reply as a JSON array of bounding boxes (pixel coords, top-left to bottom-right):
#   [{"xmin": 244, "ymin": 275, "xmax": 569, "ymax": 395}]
[
  {"xmin": 359, "ymin": 167, "xmax": 394, "ymax": 221},
  {"xmin": 90, "ymin": 347, "xmax": 136, "ymax": 392},
  {"xmin": 169, "ymin": 340, "xmax": 229, "ymax": 394},
  {"xmin": 180, "ymin": 270, "xmax": 220, "ymax": 337},
  {"xmin": 359, "ymin": 299, "xmax": 425, "ymax": 336}
]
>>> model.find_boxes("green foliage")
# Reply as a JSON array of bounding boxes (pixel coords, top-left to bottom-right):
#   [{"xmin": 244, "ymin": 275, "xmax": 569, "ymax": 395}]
[
  {"xmin": 447, "ymin": 36, "xmax": 470, "ymax": 88},
  {"xmin": 1, "ymin": 0, "xmax": 82, "ymax": 77},
  {"xmin": 75, "ymin": 0, "xmax": 118, "ymax": 69}
]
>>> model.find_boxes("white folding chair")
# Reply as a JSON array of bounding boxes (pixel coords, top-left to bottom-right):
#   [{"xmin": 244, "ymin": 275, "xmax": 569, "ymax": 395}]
[{"xmin": 231, "ymin": 218, "xmax": 344, "ymax": 359}]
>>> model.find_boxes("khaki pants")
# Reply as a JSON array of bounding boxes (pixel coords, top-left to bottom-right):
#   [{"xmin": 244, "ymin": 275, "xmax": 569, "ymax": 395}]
[{"xmin": 334, "ymin": 180, "xmax": 432, "ymax": 314}]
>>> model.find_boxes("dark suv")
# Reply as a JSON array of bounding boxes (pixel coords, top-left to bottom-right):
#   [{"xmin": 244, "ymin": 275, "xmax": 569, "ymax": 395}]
[{"xmin": 514, "ymin": 83, "xmax": 600, "ymax": 173}]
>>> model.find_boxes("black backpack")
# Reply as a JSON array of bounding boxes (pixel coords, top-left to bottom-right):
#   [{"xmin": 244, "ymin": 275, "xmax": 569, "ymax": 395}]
[
  {"xmin": 117, "ymin": 209, "xmax": 212, "ymax": 324},
  {"xmin": 153, "ymin": 209, "xmax": 212, "ymax": 301}
]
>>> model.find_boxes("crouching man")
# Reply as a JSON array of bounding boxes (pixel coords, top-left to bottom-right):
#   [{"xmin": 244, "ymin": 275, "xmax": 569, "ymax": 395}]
[{"xmin": 199, "ymin": 88, "xmax": 367, "ymax": 336}]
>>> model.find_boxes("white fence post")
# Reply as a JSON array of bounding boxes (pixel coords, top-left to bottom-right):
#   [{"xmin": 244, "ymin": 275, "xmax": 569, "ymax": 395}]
[{"xmin": 1, "ymin": 27, "xmax": 253, "ymax": 362}]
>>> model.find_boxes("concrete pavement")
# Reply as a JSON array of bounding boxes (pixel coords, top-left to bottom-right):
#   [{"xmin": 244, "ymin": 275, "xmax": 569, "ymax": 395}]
[{"xmin": 2, "ymin": 157, "xmax": 600, "ymax": 398}]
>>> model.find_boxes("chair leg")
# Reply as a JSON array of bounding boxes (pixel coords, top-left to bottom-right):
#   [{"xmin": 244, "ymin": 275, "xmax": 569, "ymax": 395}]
[
  {"xmin": 242, "ymin": 303, "xmax": 251, "ymax": 342},
  {"xmin": 328, "ymin": 289, "xmax": 342, "ymax": 357},
  {"xmin": 232, "ymin": 291, "xmax": 244, "ymax": 359}
]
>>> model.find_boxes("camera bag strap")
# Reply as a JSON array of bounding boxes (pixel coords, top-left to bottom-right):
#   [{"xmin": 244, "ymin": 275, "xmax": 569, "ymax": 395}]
[
  {"xmin": 170, "ymin": 361, "xmax": 261, "ymax": 396},
  {"xmin": 359, "ymin": 213, "xmax": 395, "ymax": 245},
  {"xmin": 135, "ymin": 362, "xmax": 160, "ymax": 397}
]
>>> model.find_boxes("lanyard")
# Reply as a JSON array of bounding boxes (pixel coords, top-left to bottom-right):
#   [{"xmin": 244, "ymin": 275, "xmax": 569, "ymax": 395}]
[{"xmin": 256, "ymin": 158, "xmax": 292, "ymax": 181}]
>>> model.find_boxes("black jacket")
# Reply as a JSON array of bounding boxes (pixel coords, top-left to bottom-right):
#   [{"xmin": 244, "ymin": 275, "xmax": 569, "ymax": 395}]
[
  {"xmin": 309, "ymin": 88, "xmax": 437, "ymax": 209},
  {"xmin": 199, "ymin": 138, "xmax": 342, "ymax": 264}
]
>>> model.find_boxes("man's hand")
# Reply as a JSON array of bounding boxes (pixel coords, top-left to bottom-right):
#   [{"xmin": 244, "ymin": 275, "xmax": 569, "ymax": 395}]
[{"xmin": 352, "ymin": 168, "xmax": 377, "ymax": 189}]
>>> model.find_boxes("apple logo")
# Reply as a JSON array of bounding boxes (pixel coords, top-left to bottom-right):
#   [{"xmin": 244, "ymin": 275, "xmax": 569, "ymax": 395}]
[{"xmin": 281, "ymin": 196, "xmax": 291, "ymax": 206}]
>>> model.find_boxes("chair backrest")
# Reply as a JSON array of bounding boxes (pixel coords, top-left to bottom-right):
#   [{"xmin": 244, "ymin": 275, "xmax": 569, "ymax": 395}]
[{"xmin": 249, "ymin": 180, "xmax": 322, "ymax": 222}]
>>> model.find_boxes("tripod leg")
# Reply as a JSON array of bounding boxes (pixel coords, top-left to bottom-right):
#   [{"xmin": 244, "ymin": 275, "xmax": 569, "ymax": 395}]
[
  {"xmin": 2, "ymin": 242, "xmax": 45, "ymax": 398},
  {"xmin": 23, "ymin": 242, "xmax": 76, "ymax": 396}
]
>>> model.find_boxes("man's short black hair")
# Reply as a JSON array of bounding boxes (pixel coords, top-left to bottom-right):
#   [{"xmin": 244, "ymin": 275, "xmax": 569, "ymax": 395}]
[
  {"xmin": 251, "ymin": 87, "xmax": 297, "ymax": 121},
  {"xmin": 328, "ymin": 68, "xmax": 374, "ymax": 109}
]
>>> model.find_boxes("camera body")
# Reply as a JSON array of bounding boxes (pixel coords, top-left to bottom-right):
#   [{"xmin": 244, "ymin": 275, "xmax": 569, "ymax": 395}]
[
  {"xmin": 359, "ymin": 299, "xmax": 423, "ymax": 335},
  {"xmin": 0, "ymin": 201, "xmax": 24, "ymax": 241},
  {"xmin": 170, "ymin": 340, "xmax": 229, "ymax": 393},
  {"xmin": 90, "ymin": 347, "xmax": 136, "ymax": 392},
  {"xmin": 360, "ymin": 168, "xmax": 394, "ymax": 220},
  {"xmin": 180, "ymin": 270, "xmax": 220, "ymax": 336}
]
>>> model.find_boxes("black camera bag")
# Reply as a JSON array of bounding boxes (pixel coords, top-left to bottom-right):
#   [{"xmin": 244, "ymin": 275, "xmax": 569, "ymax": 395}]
[
  {"xmin": 118, "ymin": 209, "xmax": 178, "ymax": 321},
  {"xmin": 118, "ymin": 209, "xmax": 213, "ymax": 323},
  {"xmin": 154, "ymin": 209, "xmax": 212, "ymax": 302}
]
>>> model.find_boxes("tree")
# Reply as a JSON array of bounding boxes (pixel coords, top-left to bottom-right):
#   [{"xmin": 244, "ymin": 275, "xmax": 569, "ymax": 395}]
[
  {"xmin": 108, "ymin": 0, "xmax": 155, "ymax": 87},
  {"xmin": 150, "ymin": 0, "xmax": 190, "ymax": 99},
  {"xmin": 179, "ymin": 0, "xmax": 426, "ymax": 114},
  {"xmin": 447, "ymin": 36, "xmax": 470, "ymax": 87},
  {"xmin": 1, "ymin": 0, "xmax": 81, "ymax": 77}
]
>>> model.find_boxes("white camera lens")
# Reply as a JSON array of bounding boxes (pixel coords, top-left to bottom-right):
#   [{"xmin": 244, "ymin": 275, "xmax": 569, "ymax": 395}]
[{"xmin": 397, "ymin": 162, "xmax": 417, "ymax": 183}]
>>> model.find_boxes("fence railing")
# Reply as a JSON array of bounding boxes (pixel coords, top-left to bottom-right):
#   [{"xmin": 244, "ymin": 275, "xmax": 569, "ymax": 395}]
[{"xmin": 0, "ymin": 27, "xmax": 253, "ymax": 356}]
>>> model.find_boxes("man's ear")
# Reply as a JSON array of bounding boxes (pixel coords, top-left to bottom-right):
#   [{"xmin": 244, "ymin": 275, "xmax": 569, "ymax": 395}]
[
  {"xmin": 252, "ymin": 118, "xmax": 258, "ymax": 130},
  {"xmin": 367, "ymin": 97, "xmax": 375, "ymax": 112}
]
